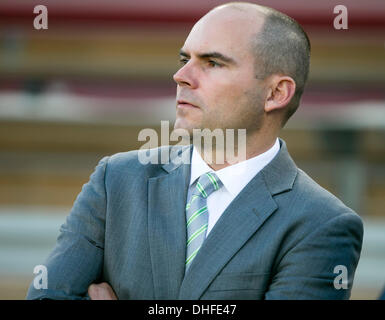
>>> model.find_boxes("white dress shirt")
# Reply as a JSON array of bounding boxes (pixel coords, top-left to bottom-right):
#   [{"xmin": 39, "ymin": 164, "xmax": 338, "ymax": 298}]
[{"xmin": 187, "ymin": 138, "xmax": 280, "ymax": 235}]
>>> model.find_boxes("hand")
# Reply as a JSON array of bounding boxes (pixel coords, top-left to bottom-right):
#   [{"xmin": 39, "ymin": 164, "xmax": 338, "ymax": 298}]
[{"xmin": 88, "ymin": 282, "xmax": 118, "ymax": 300}]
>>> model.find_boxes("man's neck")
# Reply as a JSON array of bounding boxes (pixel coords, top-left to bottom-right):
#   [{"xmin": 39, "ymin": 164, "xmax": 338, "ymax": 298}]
[{"xmin": 195, "ymin": 135, "xmax": 278, "ymax": 171}]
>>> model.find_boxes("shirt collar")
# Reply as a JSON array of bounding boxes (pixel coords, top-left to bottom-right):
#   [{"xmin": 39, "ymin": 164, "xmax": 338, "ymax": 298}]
[{"xmin": 189, "ymin": 138, "xmax": 280, "ymax": 197}]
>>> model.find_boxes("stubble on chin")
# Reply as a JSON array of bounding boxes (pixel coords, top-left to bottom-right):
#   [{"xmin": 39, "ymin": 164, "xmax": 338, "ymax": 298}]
[{"xmin": 173, "ymin": 118, "xmax": 195, "ymax": 144}]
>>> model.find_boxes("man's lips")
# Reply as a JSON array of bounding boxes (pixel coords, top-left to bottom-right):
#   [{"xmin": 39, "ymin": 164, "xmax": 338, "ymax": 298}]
[{"xmin": 177, "ymin": 100, "xmax": 199, "ymax": 109}]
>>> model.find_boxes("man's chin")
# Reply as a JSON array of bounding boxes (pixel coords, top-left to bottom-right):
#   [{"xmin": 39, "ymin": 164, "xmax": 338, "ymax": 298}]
[
  {"xmin": 173, "ymin": 121, "xmax": 196, "ymax": 142},
  {"xmin": 174, "ymin": 119, "xmax": 194, "ymax": 133}
]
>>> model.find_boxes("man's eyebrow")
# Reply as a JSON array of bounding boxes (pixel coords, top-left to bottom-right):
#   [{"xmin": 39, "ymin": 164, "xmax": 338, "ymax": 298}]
[{"xmin": 179, "ymin": 50, "xmax": 237, "ymax": 65}]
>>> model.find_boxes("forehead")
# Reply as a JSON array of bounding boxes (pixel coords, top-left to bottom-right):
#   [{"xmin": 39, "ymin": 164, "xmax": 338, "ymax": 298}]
[{"xmin": 182, "ymin": 9, "xmax": 264, "ymax": 59}]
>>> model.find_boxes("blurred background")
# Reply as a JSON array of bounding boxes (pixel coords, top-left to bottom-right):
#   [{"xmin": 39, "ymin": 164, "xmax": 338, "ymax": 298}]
[{"xmin": 0, "ymin": 0, "xmax": 384, "ymax": 299}]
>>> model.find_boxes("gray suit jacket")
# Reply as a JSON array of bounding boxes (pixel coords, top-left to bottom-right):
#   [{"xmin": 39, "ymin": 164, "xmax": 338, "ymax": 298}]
[{"xmin": 26, "ymin": 139, "xmax": 363, "ymax": 300}]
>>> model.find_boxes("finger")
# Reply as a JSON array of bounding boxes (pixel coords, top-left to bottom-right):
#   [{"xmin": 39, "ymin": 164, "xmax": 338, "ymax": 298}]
[{"xmin": 88, "ymin": 282, "xmax": 117, "ymax": 300}]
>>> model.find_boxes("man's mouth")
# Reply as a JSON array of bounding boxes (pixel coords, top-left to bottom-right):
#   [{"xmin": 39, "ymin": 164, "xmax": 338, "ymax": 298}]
[{"xmin": 177, "ymin": 100, "xmax": 199, "ymax": 109}]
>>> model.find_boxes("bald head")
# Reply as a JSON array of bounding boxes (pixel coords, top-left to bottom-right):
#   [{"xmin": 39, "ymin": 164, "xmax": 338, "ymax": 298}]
[
  {"xmin": 188, "ymin": 2, "xmax": 265, "ymax": 59},
  {"xmin": 198, "ymin": 2, "xmax": 266, "ymax": 39},
  {"xmin": 210, "ymin": 1, "xmax": 269, "ymax": 14},
  {"xmin": 200, "ymin": 2, "xmax": 311, "ymax": 126}
]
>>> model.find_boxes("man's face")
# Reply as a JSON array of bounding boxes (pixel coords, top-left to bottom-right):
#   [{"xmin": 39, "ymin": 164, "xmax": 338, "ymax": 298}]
[{"xmin": 173, "ymin": 9, "xmax": 266, "ymax": 135}]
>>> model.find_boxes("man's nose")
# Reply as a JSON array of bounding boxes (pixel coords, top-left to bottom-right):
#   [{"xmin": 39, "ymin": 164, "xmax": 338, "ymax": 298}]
[{"xmin": 173, "ymin": 63, "xmax": 198, "ymax": 88}]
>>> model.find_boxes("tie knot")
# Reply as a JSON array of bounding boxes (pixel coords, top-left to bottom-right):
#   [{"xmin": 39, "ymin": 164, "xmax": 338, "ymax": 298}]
[{"xmin": 193, "ymin": 172, "xmax": 222, "ymax": 198}]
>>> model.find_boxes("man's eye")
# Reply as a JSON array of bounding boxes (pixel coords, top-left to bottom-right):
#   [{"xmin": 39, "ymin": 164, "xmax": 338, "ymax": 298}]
[
  {"xmin": 208, "ymin": 60, "xmax": 222, "ymax": 68},
  {"xmin": 179, "ymin": 58, "xmax": 189, "ymax": 65}
]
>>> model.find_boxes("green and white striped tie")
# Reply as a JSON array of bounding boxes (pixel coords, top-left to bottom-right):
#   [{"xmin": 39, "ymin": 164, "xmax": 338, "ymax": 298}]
[{"xmin": 185, "ymin": 172, "xmax": 223, "ymax": 271}]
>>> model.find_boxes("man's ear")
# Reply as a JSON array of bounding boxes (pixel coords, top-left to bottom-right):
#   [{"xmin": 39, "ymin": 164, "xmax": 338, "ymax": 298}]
[{"xmin": 264, "ymin": 76, "xmax": 296, "ymax": 113}]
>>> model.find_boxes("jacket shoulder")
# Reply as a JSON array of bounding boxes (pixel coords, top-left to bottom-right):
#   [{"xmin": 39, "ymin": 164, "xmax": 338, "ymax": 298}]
[
  {"xmin": 106, "ymin": 145, "xmax": 170, "ymax": 168},
  {"xmin": 102, "ymin": 144, "xmax": 188, "ymax": 176},
  {"xmin": 293, "ymin": 168, "xmax": 361, "ymax": 222}
]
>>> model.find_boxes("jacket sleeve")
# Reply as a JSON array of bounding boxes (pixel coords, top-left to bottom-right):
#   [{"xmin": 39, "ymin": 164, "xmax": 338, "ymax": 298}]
[
  {"xmin": 26, "ymin": 156, "xmax": 110, "ymax": 300},
  {"xmin": 265, "ymin": 212, "xmax": 364, "ymax": 299}
]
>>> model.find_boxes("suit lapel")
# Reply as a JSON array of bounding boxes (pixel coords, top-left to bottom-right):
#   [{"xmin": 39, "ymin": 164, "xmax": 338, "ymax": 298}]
[
  {"xmin": 147, "ymin": 145, "xmax": 192, "ymax": 299},
  {"xmin": 178, "ymin": 172, "xmax": 277, "ymax": 299},
  {"xmin": 147, "ymin": 139, "xmax": 297, "ymax": 299},
  {"xmin": 178, "ymin": 138, "xmax": 298, "ymax": 299}
]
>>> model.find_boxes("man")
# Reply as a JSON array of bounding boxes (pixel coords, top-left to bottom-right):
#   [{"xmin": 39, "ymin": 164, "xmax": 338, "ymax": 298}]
[{"xmin": 27, "ymin": 2, "xmax": 363, "ymax": 300}]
